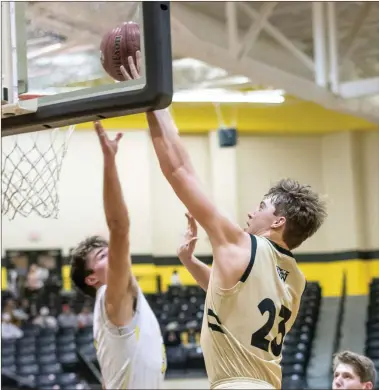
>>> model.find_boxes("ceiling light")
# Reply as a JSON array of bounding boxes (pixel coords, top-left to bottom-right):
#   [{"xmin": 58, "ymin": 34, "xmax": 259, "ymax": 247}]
[{"xmin": 173, "ymin": 88, "xmax": 285, "ymax": 104}]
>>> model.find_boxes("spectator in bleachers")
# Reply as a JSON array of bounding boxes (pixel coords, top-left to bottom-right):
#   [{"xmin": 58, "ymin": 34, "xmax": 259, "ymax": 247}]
[
  {"xmin": 33, "ymin": 306, "xmax": 58, "ymax": 331},
  {"xmin": 170, "ymin": 269, "xmax": 182, "ymax": 286},
  {"xmin": 2, "ymin": 297, "xmax": 27, "ymax": 325},
  {"xmin": 3, "ymin": 298, "xmax": 16, "ymax": 317},
  {"xmin": 186, "ymin": 320, "xmax": 199, "ymax": 346},
  {"xmin": 20, "ymin": 298, "xmax": 32, "ymax": 318},
  {"xmin": 7, "ymin": 264, "xmax": 19, "ymax": 299},
  {"xmin": 26, "ymin": 263, "xmax": 48, "ymax": 291},
  {"xmin": 332, "ymin": 350, "xmax": 377, "ymax": 390},
  {"xmin": 2, "ymin": 312, "xmax": 23, "ymax": 340},
  {"xmin": 77, "ymin": 305, "xmax": 94, "ymax": 328},
  {"xmin": 58, "ymin": 304, "xmax": 78, "ymax": 329},
  {"xmin": 165, "ymin": 322, "xmax": 182, "ymax": 347}
]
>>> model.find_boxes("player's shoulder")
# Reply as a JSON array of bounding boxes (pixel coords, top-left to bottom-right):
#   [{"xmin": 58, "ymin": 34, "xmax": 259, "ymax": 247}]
[{"xmin": 255, "ymin": 235, "xmax": 294, "ymax": 258}]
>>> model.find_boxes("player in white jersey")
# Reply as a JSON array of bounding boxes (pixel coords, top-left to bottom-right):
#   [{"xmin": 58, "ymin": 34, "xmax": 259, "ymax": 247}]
[{"xmin": 70, "ymin": 121, "xmax": 166, "ymax": 389}]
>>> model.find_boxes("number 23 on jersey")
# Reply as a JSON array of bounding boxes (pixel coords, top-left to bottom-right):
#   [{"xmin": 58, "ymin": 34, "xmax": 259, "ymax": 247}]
[{"xmin": 251, "ymin": 298, "xmax": 292, "ymax": 357}]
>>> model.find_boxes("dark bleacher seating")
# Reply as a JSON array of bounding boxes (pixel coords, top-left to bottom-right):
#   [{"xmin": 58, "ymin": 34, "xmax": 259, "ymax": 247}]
[
  {"xmin": 2, "ymin": 281, "xmax": 321, "ymax": 388},
  {"xmin": 281, "ymin": 281, "xmax": 322, "ymax": 389},
  {"xmin": 366, "ymin": 278, "xmax": 379, "ymax": 387},
  {"xmin": 146, "ymin": 285, "xmax": 206, "ymax": 376},
  {"xmin": 1, "ymin": 324, "xmax": 89, "ymax": 389},
  {"xmin": 147, "ymin": 282, "xmax": 321, "ymax": 385}
]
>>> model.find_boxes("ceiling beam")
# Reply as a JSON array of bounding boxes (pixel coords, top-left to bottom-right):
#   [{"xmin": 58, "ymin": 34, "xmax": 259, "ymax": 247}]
[
  {"xmin": 225, "ymin": 2, "xmax": 238, "ymax": 57},
  {"xmin": 339, "ymin": 77, "xmax": 379, "ymax": 99},
  {"xmin": 171, "ymin": 16, "xmax": 379, "ymax": 124},
  {"xmin": 238, "ymin": 2, "xmax": 314, "ymax": 72},
  {"xmin": 170, "ymin": 3, "xmax": 313, "ymax": 80},
  {"xmin": 237, "ymin": 2, "xmax": 278, "ymax": 60},
  {"xmin": 341, "ymin": 3, "xmax": 372, "ymax": 61}
]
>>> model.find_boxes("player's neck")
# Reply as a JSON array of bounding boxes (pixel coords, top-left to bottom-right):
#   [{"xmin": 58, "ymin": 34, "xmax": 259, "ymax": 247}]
[
  {"xmin": 95, "ymin": 282, "xmax": 105, "ymax": 291},
  {"xmin": 260, "ymin": 231, "xmax": 290, "ymax": 251}
]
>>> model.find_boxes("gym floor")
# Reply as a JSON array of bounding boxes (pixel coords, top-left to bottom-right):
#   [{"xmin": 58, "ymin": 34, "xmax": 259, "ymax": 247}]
[{"xmin": 164, "ymin": 378, "xmax": 209, "ymax": 389}]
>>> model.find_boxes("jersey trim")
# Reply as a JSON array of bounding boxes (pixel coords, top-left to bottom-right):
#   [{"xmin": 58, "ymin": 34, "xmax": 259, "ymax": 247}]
[
  {"xmin": 207, "ymin": 308, "xmax": 224, "ymax": 334},
  {"xmin": 267, "ymin": 239, "xmax": 294, "ymax": 259},
  {"xmin": 240, "ymin": 234, "xmax": 257, "ymax": 283}
]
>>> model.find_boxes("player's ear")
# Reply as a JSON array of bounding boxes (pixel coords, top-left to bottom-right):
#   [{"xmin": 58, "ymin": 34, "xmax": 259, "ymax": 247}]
[
  {"xmin": 85, "ymin": 273, "xmax": 98, "ymax": 286},
  {"xmin": 363, "ymin": 381, "xmax": 373, "ymax": 390},
  {"xmin": 272, "ymin": 216, "xmax": 286, "ymax": 229}
]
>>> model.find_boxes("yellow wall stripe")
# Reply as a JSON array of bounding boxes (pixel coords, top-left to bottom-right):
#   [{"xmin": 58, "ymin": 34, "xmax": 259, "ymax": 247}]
[
  {"xmin": 2, "ymin": 267, "xmax": 7, "ymax": 290},
  {"xmin": 74, "ymin": 99, "xmax": 377, "ymax": 134},
  {"xmin": 4, "ymin": 259, "xmax": 378, "ymax": 297}
]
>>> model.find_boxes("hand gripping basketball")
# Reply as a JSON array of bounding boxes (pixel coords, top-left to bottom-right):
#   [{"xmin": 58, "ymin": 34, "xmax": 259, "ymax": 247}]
[
  {"xmin": 120, "ymin": 51, "xmax": 142, "ymax": 80},
  {"xmin": 94, "ymin": 121, "xmax": 123, "ymax": 159}
]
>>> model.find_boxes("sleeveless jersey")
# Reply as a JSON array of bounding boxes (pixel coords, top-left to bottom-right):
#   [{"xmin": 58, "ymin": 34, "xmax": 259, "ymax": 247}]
[
  {"xmin": 93, "ymin": 285, "xmax": 166, "ymax": 389},
  {"xmin": 200, "ymin": 235, "xmax": 306, "ymax": 389}
]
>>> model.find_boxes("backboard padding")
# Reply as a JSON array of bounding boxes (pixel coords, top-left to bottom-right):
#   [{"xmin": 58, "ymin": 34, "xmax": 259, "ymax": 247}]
[{"xmin": 2, "ymin": 2, "xmax": 172, "ymax": 136}]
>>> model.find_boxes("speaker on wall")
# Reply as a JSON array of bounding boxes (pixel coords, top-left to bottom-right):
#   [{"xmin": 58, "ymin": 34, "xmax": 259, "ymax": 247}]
[{"xmin": 217, "ymin": 127, "xmax": 238, "ymax": 148}]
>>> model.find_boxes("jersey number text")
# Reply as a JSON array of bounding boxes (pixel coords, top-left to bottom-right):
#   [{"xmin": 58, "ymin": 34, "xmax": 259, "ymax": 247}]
[{"xmin": 250, "ymin": 298, "xmax": 292, "ymax": 357}]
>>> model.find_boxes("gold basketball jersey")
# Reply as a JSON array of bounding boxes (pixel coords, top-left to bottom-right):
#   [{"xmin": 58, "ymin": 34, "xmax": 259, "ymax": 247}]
[{"xmin": 200, "ymin": 234, "xmax": 306, "ymax": 389}]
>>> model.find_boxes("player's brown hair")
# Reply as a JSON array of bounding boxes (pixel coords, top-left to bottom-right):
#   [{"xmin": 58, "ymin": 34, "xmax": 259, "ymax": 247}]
[
  {"xmin": 265, "ymin": 178, "xmax": 327, "ymax": 249},
  {"xmin": 333, "ymin": 351, "xmax": 377, "ymax": 385},
  {"xmin": 70, "ymin": 235, "xmax": 108, "ymax": 298}
]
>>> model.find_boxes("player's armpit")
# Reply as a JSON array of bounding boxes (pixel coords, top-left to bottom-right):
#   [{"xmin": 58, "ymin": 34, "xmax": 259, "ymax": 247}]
[
  {"xmin": 105, "ymin": 230, "xmax": 135, "ymax": 327},
  {"xmin": 169, "ymin": 167, "xmax": 244, "ymax": 246}
]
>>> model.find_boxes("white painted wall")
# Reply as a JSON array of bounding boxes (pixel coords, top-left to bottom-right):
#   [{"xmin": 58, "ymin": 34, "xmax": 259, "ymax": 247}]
[{"xmin": 2, "ymin": 129, "xmax": 378, "ymax": 256}]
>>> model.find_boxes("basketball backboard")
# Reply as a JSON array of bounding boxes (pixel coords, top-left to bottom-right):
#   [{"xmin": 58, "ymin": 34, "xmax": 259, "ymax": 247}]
[{"xmin": 1, "ymin": 2, "xmax": 173, "ymax": 136}]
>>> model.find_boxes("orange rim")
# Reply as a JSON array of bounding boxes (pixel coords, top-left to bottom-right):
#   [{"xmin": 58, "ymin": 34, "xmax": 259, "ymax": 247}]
[{"xmin": 18, "ymin": 93, "xmax": 46, "ymax": 101}]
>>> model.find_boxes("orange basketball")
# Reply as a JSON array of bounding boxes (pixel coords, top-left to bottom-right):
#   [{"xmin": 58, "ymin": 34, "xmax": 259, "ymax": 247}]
[{"xmin": 100, "ymin": 22, "xmax": 140, "ymax": 81}]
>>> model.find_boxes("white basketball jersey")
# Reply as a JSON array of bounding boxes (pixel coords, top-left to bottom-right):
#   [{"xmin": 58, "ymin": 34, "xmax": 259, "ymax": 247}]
[{"xmin": 93, "ymin": 285, "xmax": 166, "ymax": 389}]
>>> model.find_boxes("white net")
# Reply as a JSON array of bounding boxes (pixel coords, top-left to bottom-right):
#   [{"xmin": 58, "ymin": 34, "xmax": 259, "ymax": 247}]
[{"xmin": 2, "ymin": 126, "xmax": 75, "ymax": 220}]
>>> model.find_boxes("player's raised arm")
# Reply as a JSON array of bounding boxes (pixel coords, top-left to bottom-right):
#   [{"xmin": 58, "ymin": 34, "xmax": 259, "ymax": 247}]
[
  {"xmin": 146, "ymin": 109, "xmax": 244, "ymax": 247},
  {"xmin": 94, "ymin": 121, "xmax": 134, "ymax": 326},
  {"xmin": 121, "ymin": 53, "xmax": 244, "ymax": 247},
  {"xmin": 177, "ymin": 213, "xmax": 211, "ymax": 291}
]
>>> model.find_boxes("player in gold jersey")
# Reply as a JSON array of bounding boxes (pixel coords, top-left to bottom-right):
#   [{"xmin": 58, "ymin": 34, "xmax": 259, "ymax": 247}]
[
  {"xmin": 129, "ymin": 55, "xmax": 327, "ymax": 389},
  {"xmin": 147, "ymin": 114, "xmax": 327, "ymax": 389},
  {"xmin": 147, "ymin": 108, "xmax": 327, "ymax": 388}
]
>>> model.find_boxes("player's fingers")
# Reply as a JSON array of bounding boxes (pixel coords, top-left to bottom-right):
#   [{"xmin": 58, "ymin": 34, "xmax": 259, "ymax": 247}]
[
  {"xmin": 185, "ymin": 212, "xmax": 194, "ymax": 223},
  {"xmin": 120, "ymin": 65, "xmax": 132, "ymax": 81},
  {"xmin": 188, "ymin": 215, "xmax": 197, "ymax": 231},
  {"xmin": 114, "ymin": 133, "xmax": 123, "ymax": 143},
  {"xmin": 136, "ymin": 51, "xmax": 142, "ymax": 74},
  {"xmin": 94, "ymin": 121, "xmax": 107, "ymax": 141},
  {"xmin": 128, "ymin": 56, "xmax": 139, "ymax": 79}
]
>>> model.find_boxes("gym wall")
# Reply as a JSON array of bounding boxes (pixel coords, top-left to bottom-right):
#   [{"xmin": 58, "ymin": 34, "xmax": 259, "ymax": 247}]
[{"xmin": 2, "ymin": 129, "xmax": 378, "ymax": 296}]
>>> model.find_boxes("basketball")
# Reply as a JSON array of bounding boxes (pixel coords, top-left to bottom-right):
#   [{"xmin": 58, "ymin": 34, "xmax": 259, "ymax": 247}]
[{"xmin": 100, "ymin": 22, "xmax": 140, "ymax": 81}]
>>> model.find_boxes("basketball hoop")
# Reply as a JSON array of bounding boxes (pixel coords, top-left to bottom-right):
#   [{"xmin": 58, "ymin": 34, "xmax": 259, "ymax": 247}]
[{"xmin": 1, "ymin": 93, "xmax": 75, "ymax": 220}]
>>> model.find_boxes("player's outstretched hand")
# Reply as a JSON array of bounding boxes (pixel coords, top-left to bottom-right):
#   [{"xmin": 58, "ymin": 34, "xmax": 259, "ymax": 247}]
[
  {"xmin": 177, "ymin": 212, "xmax": 198, "ymax": 262},
  {"xmin": 94, "ymin": 121, "xmax": 123, "ymax": 159},
  {"xmin": 120, "ymin": 51, "xmax": 142, "ymax": 80}
]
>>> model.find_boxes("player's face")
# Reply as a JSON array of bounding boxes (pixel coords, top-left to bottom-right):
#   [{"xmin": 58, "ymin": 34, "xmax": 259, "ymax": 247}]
[
  {"xmin": 85, "ymin": 246, "xmax": 109, "ymax": 287},
  {"xmin": 245, "ymin": 197, "xmax": 284, "ymax": 235},
  {"xmin": 333, "ymin": 363, "xmax": 373, "ymax": 390}
]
